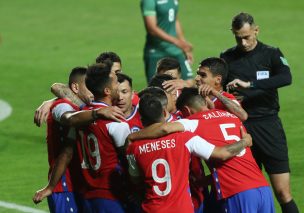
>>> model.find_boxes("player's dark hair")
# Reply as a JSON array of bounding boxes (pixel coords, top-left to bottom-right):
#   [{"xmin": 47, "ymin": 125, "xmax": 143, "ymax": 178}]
[
  {"xmin": 156, "ymin": 57, "xmax": 181, "ymax": 75},
  {"xmin": 68, "ymin": 67, "xmax": 87, "ymax": 88},
  {"xmin": 176, "ymin": 87, "xmax": 206, "ymax": 111},
  {"xmin": 199, "ymin": 57, "xmax": 228, "ymax": 86},
  {"xmin": 232, "ymin": 12, "xmax": 255, "ymax": 30},
  {"xmin": 139, "ymin": 94, "xmax": 164, "ymax": 127},
  {"xmin": 148, "ymin": 74, "xmax": 174, "ymax": 90},
  {"xmin": 95, "ymin": 51, "xmax": 121, "ymax": 64},
  {"xmin": 85, "ymin": 61, "xmax": 113, "ymax": 98},
  {"xmin": 138, "ymin": 87, "xmax": 168, "ymax": 110},
  {"xmin": 117, "ymin": 73, "xmax": 132, "ymax": 88}
]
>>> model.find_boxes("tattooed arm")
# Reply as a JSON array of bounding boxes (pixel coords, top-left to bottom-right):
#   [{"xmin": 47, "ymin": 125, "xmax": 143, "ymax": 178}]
[
  {"xmin": 198, "ymin": 84, "xmax": 248, "ymax": 121},
  {"xmin": 51, "ymin": 83, "xmax": 85, "ymax": 107},
  {"xmin": 213, "ymin": 91, "xmax": 248, "ymax": 121},
  {"xmin": 210, "ymin": 127, "xmax": 252, "ymax": 161}
]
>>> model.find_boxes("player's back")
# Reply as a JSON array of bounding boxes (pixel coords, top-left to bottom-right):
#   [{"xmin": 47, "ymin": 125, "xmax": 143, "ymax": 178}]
[
  {"xmin": 127, "ymin": 132, "xmax": 196, "ymax": 213},
  {"xmin": 188, "ymin": 109, "xmax": 268, "ymax": 199},
  {"xmin": 77, "ymin": 103, "xmax": 124, "ymax": 200}
]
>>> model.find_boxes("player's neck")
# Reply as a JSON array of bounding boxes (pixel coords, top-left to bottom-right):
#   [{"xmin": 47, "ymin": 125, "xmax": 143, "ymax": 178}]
[
  {"xmin": 124, "ymin": 106, "xmax": 134, "ymax": 118},
  {"xmin": 95, "ymin": 96, "xmax": 112, "ymax": 106}
]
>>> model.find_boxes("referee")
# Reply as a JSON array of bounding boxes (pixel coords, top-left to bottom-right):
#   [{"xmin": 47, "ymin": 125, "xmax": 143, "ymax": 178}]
[{"xmin": 221, "ymin": 12, "xmax": 299, "ymax": 213}]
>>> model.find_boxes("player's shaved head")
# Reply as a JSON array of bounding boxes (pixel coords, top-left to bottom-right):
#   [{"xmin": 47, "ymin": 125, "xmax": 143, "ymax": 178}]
[
  {"xmin": 176, "ymin": 87, "xmax": 206, "ymax": 111},
  {"xmin": 68, "ymin": 67, "xmax": 87, "ymax": 88}
]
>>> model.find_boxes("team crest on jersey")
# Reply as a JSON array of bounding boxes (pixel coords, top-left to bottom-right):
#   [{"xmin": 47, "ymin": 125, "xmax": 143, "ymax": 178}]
[{"xmin": 131, "ymin": 126, "xmax": 141, "ymax": 133}]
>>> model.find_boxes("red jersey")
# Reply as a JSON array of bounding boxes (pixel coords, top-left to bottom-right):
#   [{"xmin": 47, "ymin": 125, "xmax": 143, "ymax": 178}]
[
  {"xmin": 178, "ymin": 109, "xmax": 269, "ymax": 199},
  {"xmin": 213, "ymin": 91, "xmax": 239, "ymax": 110},
  {"xmin": 77, "ymin": 102, "xmax": 130, "ymax": 199},
  {"xmin": 125, "ymin": 105, "xmax": 143, "ymax": 133},
  {"xmin": 172, "ymin": 110, "xmax": 183, "ymax": 120},
  {"xmin": 47, "ymin": 98, "xmax": 79, "ymax": 193},
  {"xmin": 126, "ymin": 132, "xmax": 215, "ymax": 213},
  {"xmin": 132, "ymin": 92, "xmax": 140, "ymax": 106},
  {"xmin": 168, "ymin": 111, "xmax": 204, "ymax": 210}
]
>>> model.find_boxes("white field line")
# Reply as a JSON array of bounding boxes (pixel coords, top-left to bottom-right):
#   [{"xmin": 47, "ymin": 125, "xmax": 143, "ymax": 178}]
[
  {"xmin": 0, "ymin": 99, "xmax": 12, "ymax": 121},
  {"xmin": 0, "ymin": 200, "xmax": 48, "ymax": 213}
]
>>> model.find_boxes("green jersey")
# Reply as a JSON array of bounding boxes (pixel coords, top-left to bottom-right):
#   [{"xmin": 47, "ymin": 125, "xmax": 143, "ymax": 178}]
[{"xmin": 141, "ymin": 0, "xmax": 183, "ymax": 56}]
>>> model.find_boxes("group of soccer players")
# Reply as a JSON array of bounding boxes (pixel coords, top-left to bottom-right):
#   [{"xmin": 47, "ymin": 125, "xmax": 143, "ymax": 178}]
[{"xmin": 32, "ymin": 51, "xmax": 276, "ymax": 213}]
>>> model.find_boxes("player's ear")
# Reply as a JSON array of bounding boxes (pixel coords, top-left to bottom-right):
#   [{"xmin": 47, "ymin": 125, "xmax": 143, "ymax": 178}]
[
  {"xmin": 70, "ymin": 82, "xmax": 79, "ymax": 94},
  {"xmin": 163, "ymin": 109, "xmax": 167, "ymax": 119},
  {"xmin": 215, "ymin": 75, "xmax": 222, "ymax": 86},
  {"xmin": 254, "ymin": 25, "xmax": 259, "ymax": 36},
  {"xmin": 104, "ymin": 87, "xmax": 111, "ymax": 96},
  {"xmin": 131, "ymin": 90, "xmax": 135, "ymax": 99},
  {"xmin": 181, "ymin": 106, "xmax": 191, "ymax": 117}
]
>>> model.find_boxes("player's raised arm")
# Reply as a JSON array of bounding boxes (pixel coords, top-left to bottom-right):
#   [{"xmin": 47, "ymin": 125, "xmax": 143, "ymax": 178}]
[
  {"xmin": 34, "ymin": 98, "xmax": 56, "ymax": 127},
  {"xmin": 51, "ymin": 83, "xmax": 87, "ymax": 107}
]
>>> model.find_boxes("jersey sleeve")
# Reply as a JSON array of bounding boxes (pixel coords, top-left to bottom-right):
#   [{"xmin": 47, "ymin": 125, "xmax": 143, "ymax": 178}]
[
  {"xmin": 141, "ymin": 0, "xmax": 156, "ymax": 16},
  {"xmin": 185, "ymin": 135, "xmax": 215, "ymax": 160},
  {"xmin": 126, "ymin": 149, "xmax": 141, "ymax": 177},
  {"xmin": 52, "ymin": 103, "xmax": 75, "ymax": 122},
  {"xmin": 176, "ymin": 119, "xmax": 199, "ymax": 132},
  {"xmin": 106, "ymin": 122, "xmax": 131, "ymax": 147}
]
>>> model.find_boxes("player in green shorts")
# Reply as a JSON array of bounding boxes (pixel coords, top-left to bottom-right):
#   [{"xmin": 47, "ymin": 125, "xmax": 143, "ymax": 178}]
[{"xmin": 141, "ymin": 0, "xmax": 193, "ymax": 83}]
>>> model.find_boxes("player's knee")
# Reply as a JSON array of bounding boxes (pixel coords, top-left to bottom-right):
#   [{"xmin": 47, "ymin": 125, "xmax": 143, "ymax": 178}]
[{"xmin": 274, "ymin": 187, "xmax": 292, "ymax": 203}]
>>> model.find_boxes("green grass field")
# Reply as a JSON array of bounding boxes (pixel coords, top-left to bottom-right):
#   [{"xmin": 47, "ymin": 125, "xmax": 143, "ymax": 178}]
[{"xmin": 0, "ymin": 0, "xmax": 303, "ymax": 212}]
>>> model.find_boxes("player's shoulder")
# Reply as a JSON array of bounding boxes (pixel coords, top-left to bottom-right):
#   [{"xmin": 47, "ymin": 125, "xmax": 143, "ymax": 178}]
[{"xmin": 51, "ymin": 98, "xmax": 78, "ymax": 111}]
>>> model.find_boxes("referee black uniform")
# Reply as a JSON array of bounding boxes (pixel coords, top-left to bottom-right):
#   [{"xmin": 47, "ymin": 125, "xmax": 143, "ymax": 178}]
[{"xmin": 220, "ymin": 41, "xmax": 292, "ymax": 174}]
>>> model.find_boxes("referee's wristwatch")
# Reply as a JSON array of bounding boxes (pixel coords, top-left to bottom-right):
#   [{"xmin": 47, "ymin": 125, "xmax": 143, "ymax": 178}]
[{"xmin": 249, "ymin": 81, "xmax": 255, "ymax": 88}]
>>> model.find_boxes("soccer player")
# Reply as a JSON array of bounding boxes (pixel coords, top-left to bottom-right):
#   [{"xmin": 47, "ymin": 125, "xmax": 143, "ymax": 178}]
[
  {"xmin": 148, "ymin": 74, "xmax": 179, "ymax": 115},
  {"xmin": 117, "ymin": 73, "xmax": 143, "ymax": 132},
  {"xmin": 126, "ymin": 94, "xmax": 252, "ymax": 213},
  {"xmin": 221, "ymin": 12, "xmax": 298, "ymax": 213},
  {"xmin": 95, "ymin": 51, "xmax": 122, "ymax": 74},
  {"xmin": 95, "ymin": 51, "xmax": 140, "ymax": 106},
  {"xmin": 139, "ymin": 86, "xmax": 175, "ymax": 122},
  {"xmin": 74, "ymin": 62, "xmax": 131, "ymax": 212},
  {"xmin": 156, "ymin": 57, "xmax": 181, "ymax": 79},
  {"xmin": 141, "ymin": 0, "xmax": 193, "ymax": 83},
  {"xmin": 32, "ymin": 67, "xmax": 121, "ymax": 212},
  {"xmin": 195, "ymin": 57, "xmax": 248, "ymax": 121},
  {"xmin": 157, "ymin": 57, "xmax": 195, "ymax": 92},
  {"xmin": 129, "ymin": 87, "xmax": 275, "ymax": 213}
]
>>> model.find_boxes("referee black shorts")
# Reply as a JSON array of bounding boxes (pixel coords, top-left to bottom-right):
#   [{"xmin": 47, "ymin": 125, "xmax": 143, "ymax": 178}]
[{"xmin": 244, "ymin": 115, "xmax": 290, "ymax": 174}]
